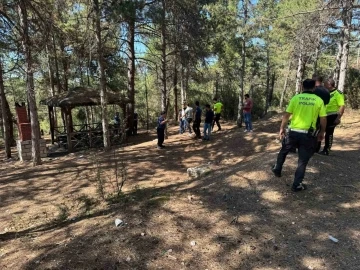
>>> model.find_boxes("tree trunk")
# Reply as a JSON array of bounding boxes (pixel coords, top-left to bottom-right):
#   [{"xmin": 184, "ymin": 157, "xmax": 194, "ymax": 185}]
[
  {"xmin": 214, "ymin": 72, "xmax": 219, "ymax": 98},
  {"xmin": 18, "ymin": 0, "xmax": 42, "ymax": 166},
  {"xmin": 0, "ymin": 58, "xmax": 11, "ymax": 158},
  {"xmin": 333, "ymin": 42, "xmax": 342, "ymax": 86},
  {"xmin": 0, "ymin": 101, "xmax": 3, "ymax": 138},
  {"xmin": 94, "ymin": 0, "xmax": 110, "ymax": 149},
  {"xmin": 160, "ymin": 0, "xmax": 167, "ymax": 112},
  {"xmin": 269, "ymin": 72, "xmax": 276, "ymax": 106},
  {"xmin": 313, "ymin": 44, "xmax": 320, "ymax": 74},
  {"xmin": 338, "ymin": 0, "xmax": 353, "ymax": 93},
  {"xmin": 280, "ymin": 59, "xmax": 291, "ymax": 108},
  {"xmin": 46, "ymin": 44, "xmax": 58, "ymax": 130},
  {"xmin": 145, "ymin": 73, "xmax": 149, "ymax": 132},
  {"xmin": 173, "ymin": 61, "xmax": 178, "ymax": 120},
  {"xmin": 295, "ymin": 53, "xmax": 305, "ymax": 95},
  {"xmin": 181, "ymin": 66, "xmax": 185, "ymax": 105},
  {"xmin": 57, "ymin": 3, "xmax": 69, "ymax": 93},
  {"xmin": 126, "ymin": 16, "xmax": 136, "ymax": 135},
  {"xmin": 52, "ymin": 33, "xmax": 61, "ymax": 93},
  {"xmin": 237, "ymin": 0, "xmax": 247, "ymax": 127},
  {"xmin": 265, "ymin": 48, "xmax": 271, "ymax": 115}
]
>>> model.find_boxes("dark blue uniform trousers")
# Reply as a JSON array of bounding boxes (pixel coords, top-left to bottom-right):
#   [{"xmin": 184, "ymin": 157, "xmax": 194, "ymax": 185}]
[{"xmin": 274, "ymin": 131, "xmax": 316, "ymax": 187}]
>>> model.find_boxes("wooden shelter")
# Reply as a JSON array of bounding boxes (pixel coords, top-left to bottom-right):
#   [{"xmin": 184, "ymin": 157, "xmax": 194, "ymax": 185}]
[{"xmin": 42, "ymin": 87, "xmax": 128, "ymax": 152}]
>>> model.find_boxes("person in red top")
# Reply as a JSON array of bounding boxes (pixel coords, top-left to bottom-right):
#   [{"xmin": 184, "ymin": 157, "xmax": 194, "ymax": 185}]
[{"xmin": 243, "ymin": 94, "xmax": 253, "ymax": 132}]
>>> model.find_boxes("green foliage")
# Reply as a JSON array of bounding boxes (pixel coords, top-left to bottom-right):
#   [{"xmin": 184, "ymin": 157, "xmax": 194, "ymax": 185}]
[
  {"xmin": 346, "ymin": 68, "xmax": 360, "ymax": 109},
  {"xmin": 0, "ymin": 0, "xmax": 358, "ymax": 139}
]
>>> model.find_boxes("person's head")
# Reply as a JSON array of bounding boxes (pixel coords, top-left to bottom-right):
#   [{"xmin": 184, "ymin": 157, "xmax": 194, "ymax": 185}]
[
  {"xmin": 205, "ymin": 104, "xmax": 211, "ymax": 110},
  {"xmin": 302, "ymin": 79, "xmax": 316, "ymax": 91},
  {"xmin": 324, "ymin": 78, "xmax": 336, "ymax": 91},
  {"xmin": 195, "ymin": 101, "xmax": 199, "ymax": 107},
  {"xmin": 213, "ymin": 97, "xmax": 218, "ymax": 103},
  {"xmin": 245, "ymin": 94, "xmax": 250, "ymax": 99},
  {"xmin": 160, "ymin": 111, "xmax": 166, "ymax": 117},
  {"xmin": 312, "ymin": 74, "xmax": 323, "ymax": 86}
]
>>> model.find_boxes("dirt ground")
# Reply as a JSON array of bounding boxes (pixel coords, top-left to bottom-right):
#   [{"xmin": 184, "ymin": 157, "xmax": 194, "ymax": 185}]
[{"xmin": 1, "ymin": 111, "xmax": 360, "ymax": 270}]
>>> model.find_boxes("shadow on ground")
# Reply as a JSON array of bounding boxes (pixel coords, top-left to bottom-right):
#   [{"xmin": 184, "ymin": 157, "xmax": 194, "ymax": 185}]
[{"xmin": 1, "ymin": 116, "xmax": 360, "ymax": 270}]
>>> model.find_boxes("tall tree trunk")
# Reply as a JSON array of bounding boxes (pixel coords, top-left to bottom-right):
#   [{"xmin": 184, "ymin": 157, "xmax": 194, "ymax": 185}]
[
  {"xmin": 313, "ymin": 46, "xmax": 320, "ymax": 74},
  {"xmin": 52, "ymin": 33, "xmax": 62, "ymax": 93},
  {"xmin": 180, "ymin": 66, "xmax": 185, "ymax": 105},
  {"xmin": 338, "ymin": 0, "xmax": 353, "ymax": 93},
  {"xmin": 280, "ymin": 59, "xmax": 291, "ymax": 108},
  {"xmin": 57, "ymin": 2, "xmax": 68, "ymax": 93},
  {"xmin": 237, "ymin": 0, "xmax": 247, "ymax": 127},
  {"xmin": 214, "ymin": 72, "xmax": 219, "ymax": 98},
  {"xmin": 46, "ymin": 44, "xmax": 58, "ymax": 129},
  {"xmin": 94, "ymin": 0, "xmax": 110, "ymax": 149},
  {"xmin": 59, "ymin": 40, "xmax": 68, "ymax": 92},
  {"xmin": 265, "ymin": 48, "xmax": 271, "ymax": 115},
  {"xmin": 160, "ymin": 0, "xmax": 167, "ymax": 112},
  {"xmin": 0, "ymin": 101, "xmax": 3, "ymax": 138},
  {"xmin": 18, "ymin": 0, "xmax": 41, "ymax": 165},
  {"xmin": 173, "ymin": 61, "xmax": 178, "ymax": 120},
  {"xmin": 127, "ymin": 16, "xmax": 136, "ymax": 135},
  {"xmin": 0, "ymin": 58, "xmax": 11, "ymax": 158},
  {"xmin": 295, "ymin": 53, "xmax": 305, "ymax": 95},
  {"xmin": 333, "ymin": 42, "xmax": 342, "ymax": 86},
  {"xmin": 269, "ymin": 72, "xmax": 276, "ymax": 105},
  {"xmin": 145, "ymin": 73, "xmax": 149, "ymax": 131}
]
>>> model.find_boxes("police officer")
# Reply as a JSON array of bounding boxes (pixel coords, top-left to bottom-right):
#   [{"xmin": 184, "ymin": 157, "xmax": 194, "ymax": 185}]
[
  {"xmin": 312, "ymin": 74, "xmax": 330, "ymax": 105},
  {"xmin": 272, "ymin": 79, "xmax": 327, "ymax": 192},
  {"xmin": 212, "ymin": 97, "xmax": 223, "ymax": 131},
  {"xmin": 318, "ymin": 78, "xmax": 345, "ymax": 155}
]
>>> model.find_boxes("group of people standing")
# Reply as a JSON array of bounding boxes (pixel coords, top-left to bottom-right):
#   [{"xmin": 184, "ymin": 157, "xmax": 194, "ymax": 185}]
[
  {"xmin": 272, "ymin": 75, "xmax": 345, "ymax": 192},
  {"xmin": 177, "ymin": 98, "xmax": 223, "ymax": 141},
  {"xmin": 156, "ymin": 95, "xmax": 255, "ymax": 149}
]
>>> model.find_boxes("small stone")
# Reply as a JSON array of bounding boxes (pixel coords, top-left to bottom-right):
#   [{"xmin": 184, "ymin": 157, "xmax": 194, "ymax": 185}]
[
  {"xmin": 167, "ymin": 249, "xmax": 173, "ymax": 253},
  {"xmin": 292, "ymin": 222, "xmax": 295, "ymax": 225},
  {"xmin": 190, "ymin": 241, "xmax": 196, "ymax": 246},
  {"xmin": 126, "ymin": 257, "xmax": 131, "ymax": 262},
  {"xmin": 141, "ymin": 233, "xmax": 145, "ymax": 236},
  {"xmin": 244, "ymin": 227, "xmax": 252, "ymax": 232}
]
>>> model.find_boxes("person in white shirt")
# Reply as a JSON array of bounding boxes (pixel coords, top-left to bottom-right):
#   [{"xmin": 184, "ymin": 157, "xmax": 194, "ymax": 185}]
[{"xmin": 184, "ymin": 103, "xmax": 193, "ymax": 134}]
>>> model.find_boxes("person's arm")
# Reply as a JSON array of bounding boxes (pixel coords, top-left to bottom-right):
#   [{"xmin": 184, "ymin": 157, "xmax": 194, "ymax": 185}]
[
  {"xmin": 279, "ymin": 112, "xmax": 291, "ymax": 139},
  {"xmin": 317, "ymin": 101, "xmax": 327, "ymax": 141},
  {"xmin": 317, "ymin": 116, "xmax": 327, "ymax": 141},
  {"xmin": 335, "ymin": 105, "xmax": 345, "ymax": 124}
]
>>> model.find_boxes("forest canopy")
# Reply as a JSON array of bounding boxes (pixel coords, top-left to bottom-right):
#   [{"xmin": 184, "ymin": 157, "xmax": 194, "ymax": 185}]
[{"xmin": 0, "ymin": 0, "xmax": 359, "ymax": 164}]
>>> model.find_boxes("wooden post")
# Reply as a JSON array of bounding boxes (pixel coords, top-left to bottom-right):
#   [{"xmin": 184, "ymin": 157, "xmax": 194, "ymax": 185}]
[
  {"xmin": 48, "ymin": 106, "xmax": 55, "ymax": 144},
  {"xmin": 65, "ymin": 107, "xmax": 73, "ymax": 152}
]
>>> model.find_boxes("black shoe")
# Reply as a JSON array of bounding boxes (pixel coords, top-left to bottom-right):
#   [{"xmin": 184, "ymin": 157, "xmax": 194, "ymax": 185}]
[
  {"xmin": 319, "ymin": 150, "xmax": 329, "ymax": 156},
  {"xmin": 271, "ymin": 166, "xmax": 281, "ymax": 177},
  {"xmin": 291, "ymin": 183, "xmax": 307, "ymax": 192}
]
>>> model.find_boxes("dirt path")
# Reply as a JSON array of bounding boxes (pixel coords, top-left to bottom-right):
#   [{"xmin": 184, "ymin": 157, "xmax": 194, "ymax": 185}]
[{"xmin": 1, "ymin": 111, "xmax": 360, "ymax": 270}]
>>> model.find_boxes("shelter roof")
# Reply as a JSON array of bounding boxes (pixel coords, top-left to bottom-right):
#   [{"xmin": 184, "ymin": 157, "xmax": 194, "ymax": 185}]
[{"xmin": 42, "ymin": 87, "xmax": 128, "ymax": 108}]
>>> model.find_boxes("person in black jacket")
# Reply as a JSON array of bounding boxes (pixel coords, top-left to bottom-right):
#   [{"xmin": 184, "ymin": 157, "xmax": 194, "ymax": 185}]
[
  {"xmin": 157, "ymin": 111, "xmax": 167, "ymax": 149},
  {"xmin": 203, "ymin": 104, "xmax": 214, "ymax": 141},
  {"xmin": 193, "ymin": 101, "xmax": 202, "ymax": 139}
]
